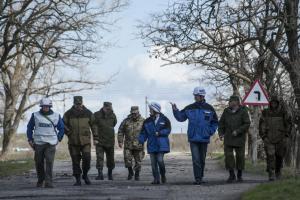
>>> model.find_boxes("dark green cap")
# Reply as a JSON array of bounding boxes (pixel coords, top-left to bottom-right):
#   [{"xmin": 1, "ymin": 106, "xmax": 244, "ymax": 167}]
[
  {"xmin": 73, "ymin": 96, "xmax": 83, "ymax": 105},
  {"xmin": 103, "ymin": 102, "xmax": 112, "ymax": 107},
  {"xmin": 229, "ymin": 95, "xmax": 240, "ymax": 102},
  {"xmin": 130, "ymin": 106, "xmax": 139, "ymax": 113}
]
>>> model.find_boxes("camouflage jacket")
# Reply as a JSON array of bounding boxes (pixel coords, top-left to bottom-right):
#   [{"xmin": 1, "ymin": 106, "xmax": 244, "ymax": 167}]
[
  {"xmin": 218, "ymin": 106, "xmax": 251, "ymax": 147},
  {"xmin": 93, "ymin": 109, "xmax": 117, "ymax": 147},
  {"xmin": 259, "ymin": 105, "xmax": 291, "ymax": 143},
  {"xmin": 118, "ymin": 114, "xmax": 145, "ymax": 150},
  {"xmin": 63, "ymin": 106, "xmax": 96, "ymax": 145}
]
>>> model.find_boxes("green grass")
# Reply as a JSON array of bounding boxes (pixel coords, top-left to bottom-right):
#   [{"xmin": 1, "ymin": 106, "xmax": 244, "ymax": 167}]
[
  {"xmin": 0, "ymin": 159, "xmax": 34, "ymax": 177},
  {"xmin": 242, "ymin": 178, "xmax": 300, "ymax": 200}
]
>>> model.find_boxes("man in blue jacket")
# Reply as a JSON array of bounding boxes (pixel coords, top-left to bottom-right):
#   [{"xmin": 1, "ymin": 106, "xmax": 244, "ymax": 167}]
[
  {"xmin": 139, "ymin": 102, "xmax": 171, "ymax": 184},
  {"xmin": 172, "ymin": 87, "xmax": 218, "ymax": 185},
  {"xmin": 27, "ymin": 98, "xmax": 64, "ymax": 188}
]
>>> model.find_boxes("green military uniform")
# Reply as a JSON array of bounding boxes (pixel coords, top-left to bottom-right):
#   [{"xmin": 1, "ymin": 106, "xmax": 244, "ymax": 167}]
[
  {"xmin": 118, "ymin": 106, "xmax": 145, "ymax": 180},
  {"xmin": 63, "ymin": 96, "xmax": 95, "ymax": 185},
  {"xmin": 93, "ymin": 102, "xmax": 117, "ymax": 180},
  {"xmin": 218, "ymin": 95, "xmax": 251, "ymax": 182},
  {"xmin": 259, "ymin": 96, "xmax": 291, "ymax": 180}
]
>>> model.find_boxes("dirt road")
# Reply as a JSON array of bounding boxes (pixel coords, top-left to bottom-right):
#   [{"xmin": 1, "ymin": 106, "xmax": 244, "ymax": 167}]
[{"xmin": 0, "ymin": 152, "xmax": 266, "ymax": 200}]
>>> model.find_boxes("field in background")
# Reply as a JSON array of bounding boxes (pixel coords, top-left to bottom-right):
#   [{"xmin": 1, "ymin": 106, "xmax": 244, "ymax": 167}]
[{"xmin": 0, "ymin": 133, "xmax": 223, "ymax": 161}]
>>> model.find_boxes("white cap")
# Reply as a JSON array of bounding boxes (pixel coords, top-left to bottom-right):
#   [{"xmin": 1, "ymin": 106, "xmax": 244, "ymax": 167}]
[
  {"xmin": 40, "ymin": 98, "xmax": 53, "ymax": 107},
  {"xmin": 148, "ymin": 102, "xmax": 161, "ymax": 113},
  {"xmin": 193, "ymin": 87, "xmax": 206, "ymax": 96}
]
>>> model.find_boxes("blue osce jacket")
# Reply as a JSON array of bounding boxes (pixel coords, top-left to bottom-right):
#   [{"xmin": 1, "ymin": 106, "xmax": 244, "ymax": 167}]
[
  {"xmin": 173, "ymin": 101, "xmax": 218, "ymax": 143},
  {"xmin": 139, "ymin": 114, "xmax": 171, "ymax": 153}
]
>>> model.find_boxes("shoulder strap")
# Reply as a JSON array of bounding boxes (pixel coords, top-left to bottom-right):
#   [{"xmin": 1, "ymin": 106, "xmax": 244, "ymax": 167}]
[{"xmin": 42, "ymin": 114, "xmax": 58, "ymax": 135}]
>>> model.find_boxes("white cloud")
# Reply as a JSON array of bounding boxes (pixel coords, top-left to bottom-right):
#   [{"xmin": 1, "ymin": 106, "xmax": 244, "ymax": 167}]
[{"xmin": 128, "ymin": 54, "xmax": 192, "ymax": 85}]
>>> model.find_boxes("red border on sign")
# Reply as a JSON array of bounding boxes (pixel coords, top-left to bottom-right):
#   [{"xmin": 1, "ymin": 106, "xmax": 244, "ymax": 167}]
[{"xmin": 242, "ymin": 79, "xmax": 270, "ymax": 106}]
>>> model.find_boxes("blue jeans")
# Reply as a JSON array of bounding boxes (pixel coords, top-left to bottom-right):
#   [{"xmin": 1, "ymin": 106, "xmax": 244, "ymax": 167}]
[
  {"xmin": 150, "ymin": 153, "xmax": 166, "ymax": 181},
  {"xmin": 190, "ymin": 142, "xmax": 208, "ymax": 181}
]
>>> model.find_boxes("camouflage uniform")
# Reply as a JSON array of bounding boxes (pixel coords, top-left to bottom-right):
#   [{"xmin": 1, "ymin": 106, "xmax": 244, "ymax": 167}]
[
  {"xmin": 93, "ymin": 102, "xmax": 117, "ymax": 180},
  {"xmin": 63, "ymin": 96, "xmax": 96, "ymax": 185},
  {"xmin": 218, "ymin": 95, "xmax": 251, "ymax": 182},
  {"xmin": 259, "ymin": 96, "xmax": 291, "ymax": 180},
  {"xmin": 118, "ymin": 106, "xmax": 145, "ymax": 180}
]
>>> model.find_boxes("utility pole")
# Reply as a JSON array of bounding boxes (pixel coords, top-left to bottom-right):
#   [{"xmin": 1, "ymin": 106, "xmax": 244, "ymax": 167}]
[
  {"xmin": 145, "ymin": 96, "xmax": 148, "ymax": 118},
  {"xmin": 63, "ymin": 94, "xmax": 66, "ymax": 113}
]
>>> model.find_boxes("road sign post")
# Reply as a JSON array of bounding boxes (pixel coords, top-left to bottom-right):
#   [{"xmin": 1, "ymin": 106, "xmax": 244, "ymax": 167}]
[{"xmin": 242, "ymin": 80, "xmax": 269, "ymax": 165}]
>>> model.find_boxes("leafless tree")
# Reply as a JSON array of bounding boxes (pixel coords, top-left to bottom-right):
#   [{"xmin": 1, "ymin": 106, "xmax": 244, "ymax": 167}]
[
  {"xmin": 140, "ymin": 0, "xmax": 298, "ymax": 164},
  {"xmin": 0, "ymin": 0, "xmax": 127, "ymax": 156}
]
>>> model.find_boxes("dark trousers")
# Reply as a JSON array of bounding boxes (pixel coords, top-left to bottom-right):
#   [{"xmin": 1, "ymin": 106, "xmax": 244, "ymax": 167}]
[
  {"xmin": 34, "ymin": 144, "xmax": 56, "ymax": 184},
  {"xmin": 150, "ymin": 153, "xmax": 166, "ymax": 181},
  {"xmin": 68, "ymin": 144, "xmax": 91, "ymax": 176},
  {"xmin": 95, "ymin": 145, "xmax": 115, "ymax": 170},
  {"xmin": 190, "ymin": 142, "xmax": 208, "ymax": 181},
  {"xmin": 224, "ymin": 145, "xmax": 245, "ymax": 170},
  {"xmin": 264, "ymin": 139, "xmax": 287, "ymax": 172}
]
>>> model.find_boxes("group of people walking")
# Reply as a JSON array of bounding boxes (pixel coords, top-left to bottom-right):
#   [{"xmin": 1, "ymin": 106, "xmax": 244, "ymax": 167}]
[{"xmin": 26, "ymin": 86, "xmax": 291, "ymax": 188}]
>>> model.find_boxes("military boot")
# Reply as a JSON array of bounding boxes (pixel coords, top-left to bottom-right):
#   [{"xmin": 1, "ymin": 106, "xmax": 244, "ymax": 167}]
[
  {"xmin": 237, "ymin": 170, "xmax": 243, "ymax": 182},
  {"xmin": 268, "ymin": 170, "xmax": 275, "ymax": 181},
  {"xmin": 108, "ymin": 169, "xmax": 113, "ymax": 180},
  {"xmin": 127, "ymin": 167, "xmax": 134, "ymax": 180},
  {"xmin": 36, "ymin": 180, "xmax": 44, "ymax": 188},
  {"xmin": 95, "ymin": 169, "xmax": 104, "ymax": 180},
  {"xmin": 275, "ymin": 169, "xmax": 282, "ymax": 180},
  {"xmin": 135, "ymin": 170, "xmax": 140, "ymax": 181},
  {"xmin": 227, "ymin": 170, "xmax": 236, "ymax": 183},
  {"xmin": 44, "ymin": 182, "xmax": 54, "ymax": 188},
  {"xmin": 73, "ymin": 175, "xmax": 81, "ymax": 186},
  {"xmin": 82, "ymin": 173, "xmax": 91, "ymax": 185},
  {"xmin": 161, "ymin": 174, "xmax": 167, "ymax": 184}
]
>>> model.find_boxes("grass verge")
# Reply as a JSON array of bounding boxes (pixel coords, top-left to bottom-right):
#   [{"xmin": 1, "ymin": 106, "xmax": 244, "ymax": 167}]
[
  {"xmin": 0, "ymin": 159, "xmax": 34, "ymax": 177},
  {"xmin": 242, "ymin": 178, "xmax": 300, "ymax": 200}
]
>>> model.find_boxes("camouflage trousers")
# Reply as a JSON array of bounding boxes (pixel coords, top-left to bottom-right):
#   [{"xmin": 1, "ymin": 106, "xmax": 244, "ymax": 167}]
[
  {"xmin": 264, "ymin": 138, "xmax": 287, "ymax": 172},
  {"xmin": 224, "ymin": 145, "xmax": 245, "ymax": 170},
  {"xmin": 123, "ymin": 149, "xmax": 144, "ymax": 171},
  {"xmin": 68, "ymin": 144, "xmax": 91, "ymax": 176},
  {"xmin": 95, "ymin": 145, "xmax": 115, "ymax": 170}
]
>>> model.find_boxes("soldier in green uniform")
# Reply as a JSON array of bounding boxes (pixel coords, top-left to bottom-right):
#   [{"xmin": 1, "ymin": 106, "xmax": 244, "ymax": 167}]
[
  {"xmin": 63, "ymin": 96, "xmax": 95, "ymax": 186},
  {"xmin": 259, "ymin": 96, "xmax": 291, "ymax": 181},
  {"xmin": 118, "ymin": 106, "xmax": 145, "ymax": 181},
  {"xmin": 218, "ymin": 95, "xmax": 251, "ymax": 183},
  {"xmin": 93, "ymin": 102, "xmax": 117, "ymax": 180}
]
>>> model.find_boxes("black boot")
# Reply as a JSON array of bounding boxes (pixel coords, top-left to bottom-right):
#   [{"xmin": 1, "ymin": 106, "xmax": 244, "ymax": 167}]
[
  {"xmin": 269, "ymin": 170, "xmax": 275, "ymax": 181},
  {"xmin": 95, "ymin": 169, "xmax": 104, "ymax": 180},
  {"xmin": 73, "ymin": 175, "xmax": 81, "ymax": 186},
  {"xmin": 108, "ymin": 169, "xmax": 113, "ymax": 180},
  {"xmin": 127, "ymin": 167, "xmax": 134, "ymax": 180},
  {"xmin": 275, "ymin": 167, "xmax": 282, "ymax": 180},
  {"xmin": 227, "ymin": 170, "xmax": 236, "ymax": 183},
  {"xmin": 237, "ymin": 170, "xmax": 243, "ymax": 182},
  {"xmin": 135, "ymin": 170, "xmax": 140, "ymax": 181},
  {"xmin": 82, "ymin": 173, "xmax": 91, "ymax": 185},
  {"xmin": 161, "ymin": 174, "xmax": 167, "ymax": 184}
]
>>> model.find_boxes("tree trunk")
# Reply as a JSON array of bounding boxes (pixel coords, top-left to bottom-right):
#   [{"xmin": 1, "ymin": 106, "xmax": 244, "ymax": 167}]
[{"xmin": 248, "ymin": 106, "xmax": 260, "ymax": 164}]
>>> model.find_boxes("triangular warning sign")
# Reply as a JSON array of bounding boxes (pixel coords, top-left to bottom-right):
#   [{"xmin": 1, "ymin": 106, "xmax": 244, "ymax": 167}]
[{"xmin": 242, "ymin": 80, "xmax": 269, "ymax": 106}]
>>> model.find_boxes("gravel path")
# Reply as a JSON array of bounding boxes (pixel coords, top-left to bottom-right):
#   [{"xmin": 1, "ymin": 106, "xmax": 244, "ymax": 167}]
[{"xmin": 0, "ymin": 152, "xmax": 267, "ymax": 200}]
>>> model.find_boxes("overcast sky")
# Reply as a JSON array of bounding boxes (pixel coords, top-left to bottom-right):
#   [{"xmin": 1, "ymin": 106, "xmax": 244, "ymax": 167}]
[{"xmin": 18, "ymin": 0, "xmax": 216, "ymax": 134}]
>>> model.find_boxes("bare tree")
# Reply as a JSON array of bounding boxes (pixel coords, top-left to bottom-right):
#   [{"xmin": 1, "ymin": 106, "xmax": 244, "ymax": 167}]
[
  {"xmin": 0, "ymin": 0, "xmax": 127, "ymax": 156},
  {"xmin": 139, "ymin": 0, "xmax": 295, "ymax": 163}
]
